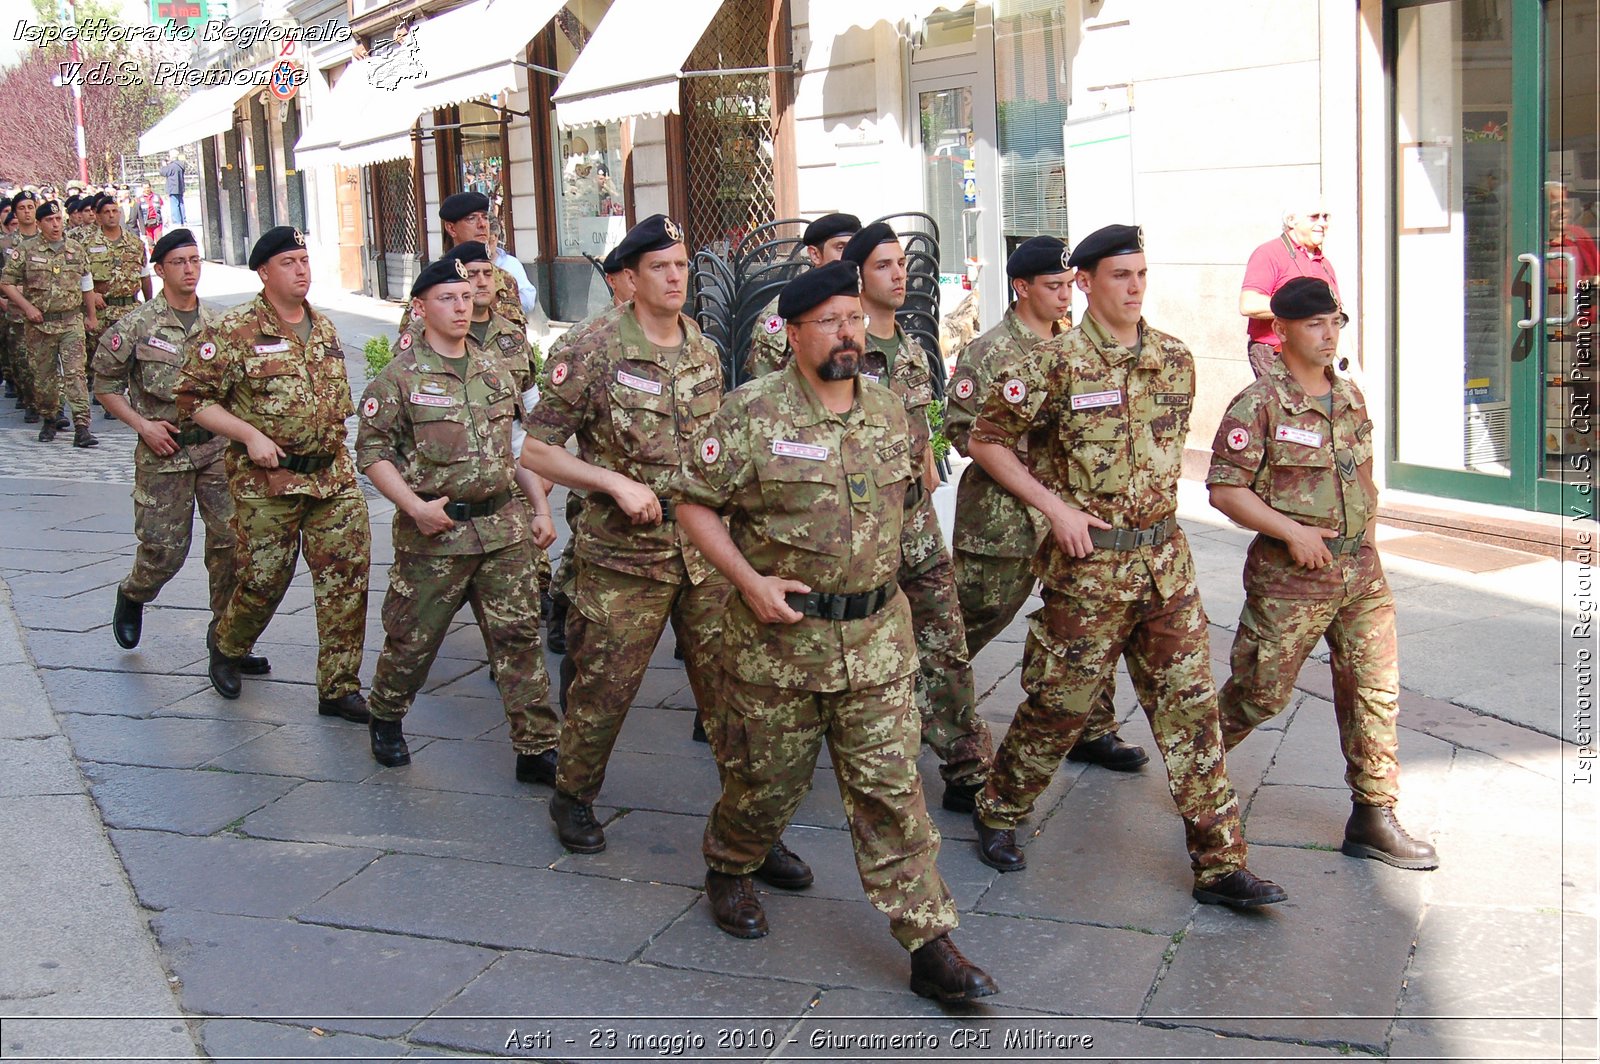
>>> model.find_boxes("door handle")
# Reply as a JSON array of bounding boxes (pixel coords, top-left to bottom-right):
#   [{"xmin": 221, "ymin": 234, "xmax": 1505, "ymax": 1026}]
[
  {"xmin": 1515, "ymin": 252, "xmax": 1543, "ymax": 330},
  {"xmin": 1547, "ymin": 250, "xmax": 1579, "ymax": 326}
]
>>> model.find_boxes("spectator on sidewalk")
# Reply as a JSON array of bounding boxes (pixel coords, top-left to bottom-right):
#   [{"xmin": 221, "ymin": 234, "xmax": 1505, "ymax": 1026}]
[
  {"xmin": 134, "ymin": 184, "xmax": 164, "ymax": 248},
  {"xmin": 159, "ymin": 154, "xmax": 188, "ymax": 226},
  {"xmin": 485, "ymin": 217, "xmax": 538, "ymax": 324},
  {"xmin": 1239, "ymin": 203, "xmax": 1339, "ymax": 379}
]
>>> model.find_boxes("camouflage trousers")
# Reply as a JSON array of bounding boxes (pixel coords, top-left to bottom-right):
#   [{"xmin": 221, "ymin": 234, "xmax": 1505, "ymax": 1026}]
[
  {"xmin": 372, "ymin": 541, "xmax": 558, "ymax": 754},
  {"xmin": 976, "ymin": 581, "xmax": 1248, "ymax": 885},
  {"xmin": 704, "ymin": 672, "xmax": 959, "ymax": 952},
  {"xmin": 215, "ymin": 487, "xmax": 371, "ymax": 700},
  {"xmin": 6, "ymin": 320, "xmax": 37, "ymax": 411},
  {"xmin": 556, "ymin": 559, "xmax": 728, "ymax": 801},
  {"xmin": 120, "ymin": 457, "xmax": 235, "ymax": 617},
  {"xmin": 954, "ymin": 548, "xmax": 1121, "ymax": 743},
  {"xmin": 1219, "ymin": 570, "xmax": 1401, "ymax": 807},
  {"xmin": 902, "ymin": 545, "xmax": 992, "ymax": 786},
  {"xmin": 553, "ymin": 491, "xmax": 585, "ymax": 602},
  {"xmin": 25, "ymin": 319, "xmax": 89, "ymax": 425}
]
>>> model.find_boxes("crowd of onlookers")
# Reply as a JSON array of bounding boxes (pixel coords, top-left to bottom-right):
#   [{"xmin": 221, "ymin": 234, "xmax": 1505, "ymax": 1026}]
[{"xmin": 1, "ymin": 153, "xmax": 189, "ymax": 253}]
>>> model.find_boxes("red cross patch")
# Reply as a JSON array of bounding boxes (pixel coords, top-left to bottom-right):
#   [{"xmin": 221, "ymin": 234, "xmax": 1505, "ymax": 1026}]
[
  {"xmin": 551, "ymin": 362, "xmax": 569, "ymax": 386},
  {"xmin": 361, "ymin": 396, "xmax": 379, "ymax": 418},
  {"xmin": 764, "ymin": 314, "xmax": 784, "ymax": 335},
  {"xmin": 110, "ymin": 333, "xmax": 122, "ymax": 352},
  {"xmin": 1227, "ymin": 427, "xmax": 1250, "ymax": 451},
  {"xmin": 1002, "ymin": 378, "xmax": 1026, "ymax": 404},
  {"xmin": 952, "ymin": 377, "xmax": 974, "ymax": 400},
  {"xmin": 700, "ymin": 436, "xmax": 722, "ymax": 464},
  {"xmin": 398, "ymin": 332, "xmax": 412, "ymax": 351},
  {"xmin": 198, "ymin": 341, "xmax": 216, "ymax": 361}
]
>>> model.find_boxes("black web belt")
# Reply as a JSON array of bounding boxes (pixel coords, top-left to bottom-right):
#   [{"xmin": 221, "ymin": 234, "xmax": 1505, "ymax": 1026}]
[
  {"xmin": 277, "ymin": 451, "xmax": 336, "ymax": 474},
  {"xmin": 419, "ymin": 491, "xmax": 511, "ymax": 520},
  {"xmin": 1325, "ymin": 530, "xmax": 1366, "ymax": 555},
  {"xmin": 173, "ymin": 426, "xmax": 213, "ymax": 445},
  {"xmin": 785, "ymin": 582, "xmax": 895, "ymax": 621}
]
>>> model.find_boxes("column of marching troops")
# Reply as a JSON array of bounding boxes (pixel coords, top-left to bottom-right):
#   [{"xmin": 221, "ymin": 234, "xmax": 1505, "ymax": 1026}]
[{"xmin": 0, "ymin": 190, "xmax": 1444, "ymax": 1005}]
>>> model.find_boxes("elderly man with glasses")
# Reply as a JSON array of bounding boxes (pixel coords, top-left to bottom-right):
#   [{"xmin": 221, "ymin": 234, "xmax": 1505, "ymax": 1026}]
[{"xmin": 1239, "ymin": 203, "xmax": 1340, "ymax": 379}]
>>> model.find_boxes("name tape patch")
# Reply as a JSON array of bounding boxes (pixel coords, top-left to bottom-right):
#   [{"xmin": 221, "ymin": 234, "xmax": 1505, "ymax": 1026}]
[
  {"xmin": 617, "ymin": 369, "xmax": 662, "ymax": 395},
  {"xmin": 253, "ymin": 341, "xmax": 290, "ymax": 354},
  {"xmin": 772, "ymin": 439, "xmax": 829, "ymax": 461},
  {"xmin": 145, "ymin": 336, "xmax": 178, "ymax": 353},
  {"xmin": 409, "ymin": 392, "xmax": 456, "ymax": 407},
  {"xmin": 1274, "ymin": 425, "xmax": 1323, "ymax": 447},
  {"xmin": 1070, "ymin": 389, "xmax": 1122, "ymax": 410}
]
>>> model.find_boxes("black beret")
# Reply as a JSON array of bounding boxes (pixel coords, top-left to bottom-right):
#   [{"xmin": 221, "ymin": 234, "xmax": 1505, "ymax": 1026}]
[
  {"xmin": 802, "ymin": 212, "xmax": 861, "ymax": 248},
  {"xmin": 65, "ymin": 196, "xmax": 83, "ymax": 212},
  {"xmin": 600, "ymin": 245, "xmax": 625, "ymax": 274},
  {"xmin": 95, "ymin": 194, "xmax": 117, "ymax": 211},
  {"xmin": 777, "ymin": 260, "xmax": 860, "ymax": 321},
  {"xmin": 11, "ymin": 189, "xmax": 37, "ymax": 204},
  {"xmin": 1067, "ymin": 224, "xmax": 1144, "ymax": 269},
  {"xmin": 0, "ymin": 196, "xmax": 10, "ymax": 212},
  {"xmin": 611, "ymin": 213, "xmax": 686, "ymax": 266},
  {"xmin": 35, "ymin": 199, "xmax": 60, "ymax": 220},
  {"xmin": 410, "ymin": 255, "xmax": 472, "ymax": 298},
  {"xmin": 1006, "ymin": 235, "xmax": 1071, "ymax": 279},
  {"xmin": 445, "ymin": 240, "xmax": 490, "ymax": 265},
  {"xmin": 150, "ymin": 228, "xmax": 198, "ymax": 264},
  {"xmin": 248, "ymin": 225, "xmax": 307, "ymax": 269},
  {"xmin": 439, "ymin": 191, "xmax": 491, "ymax": 222},
  {"xmin": 840, "ymin": 221, "xmax": 899, "ymax": 267},
  {"xmin": 1270, "ymin": 277, "xmax": 1348, "ymax": 324}
]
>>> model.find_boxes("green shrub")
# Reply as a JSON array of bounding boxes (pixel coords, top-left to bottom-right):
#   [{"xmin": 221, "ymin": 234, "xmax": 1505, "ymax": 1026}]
[
  {"xmin": 364, "ymin": 335, "xmax": 393, "ymax": 376},
  {"xmin": 928, "ymin": 397, "xmax": 951, "ymax": 465}
]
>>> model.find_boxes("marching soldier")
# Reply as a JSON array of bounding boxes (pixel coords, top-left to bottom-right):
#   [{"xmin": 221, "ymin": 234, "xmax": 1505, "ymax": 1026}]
[
  {"xmin": 399, "ymin": 192, "xmax": 526, "ymax": 335},
  {"xmin": 741, "ymin": 212, "xmax": 859, "ymax": 381},
  {"xmin": 678, "ymin": 261, "xmax": 997, "ymax": 1004},
  {"xmin": 85, "ymin": 193, "xmax": 152, "ymax": 398},
  {"xmin": 966, "ymin": 224, "xmax": 1286, "ymax": 907},
  {"xmin": 943, "ymin": 236, "xmax": 1147, "ymax": 771},
  {"xmin": 178, "ymin": 226, "xmax": 371, "ymax": 722},
  {"xmin": 93, "ymin": 229, "xmax": 266, "ymax": 678},
  {"xmin": 2, "ymin": 193, "xmax": 44, "ymax": 417},
  {"xmin": 0, "ymin": 197, "xmax": 100, "ymax": 445},
  {"xmin": 521, "ymin": 215, "xmax": 811, "ymax": 890},
  {"xmin": 839, "ymin": 222, "xmax": 992, "ymax": 813},
  {"xmin": 1208, "ymin": 277, "xmax": 1437, "ymax": 870},
  {"xmin": 357, "ymin": 255, "xmax": 561, "ymax": 779}
]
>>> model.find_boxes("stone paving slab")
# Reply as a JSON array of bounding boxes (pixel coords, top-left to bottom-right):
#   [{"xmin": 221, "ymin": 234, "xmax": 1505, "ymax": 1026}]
[
  {"xmin": 161, "ymin": 678, "xmax": 366, "ymax": 726},
  {"xmin": 83, "ymin": 762, "xmax": 301, "ymax": 835},
  {"xmin": 1149, "ymin": 845, "xmax": 1428, "ymax": 1051},
  {"xmin": 197, "ymin": 1018, "xmax": 428, "ymax": 1061},
  {"xmin": 152, "ymin": 908, "xmax": 497, "ymax": 1039},
  {"xmin": 366, "ymin": 735, "xmax": 545, "ymax": 797},
  {"xmin": 109, "ymin": 829, "xmax": 379, "ymax": 918},
  {"xmin": 40, "ymin": 667, "xmax": 212, "ymax": 718},
  {"xmin": 202, "ymin": 721, "xmax": 400, "ymax": 782},
  {"xmin": 300, "ymin": 852, "xmax": 700, "ymax": 959},
  {"xmin": 58, "ymin": 711, "xmax": 274, "ymax": 768},
  {"xmin": 0, "ymin": 735, "xmax": 82, "ymax": 796}
]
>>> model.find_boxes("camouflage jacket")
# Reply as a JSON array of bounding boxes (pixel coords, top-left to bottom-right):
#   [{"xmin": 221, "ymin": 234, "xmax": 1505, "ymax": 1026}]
[
  {"xmin": 92, "ymin": 291, "xmax": 224, "ymax": 474},
  {"xmin": 742, "ymin": 294, "xmax": 788, "ymax": 380},
  {"xmin": 84, "ymin": 227, "xmax": 147, "ymax": 297},
  {"xmin": 971, "ymin": 313, "xmax": 1197, "ymax": 602},
  {"xmin": 862, "ymin": 324, "xmax": 943, "ymax": 568},
  {"xmin": 469, "ymin": 311, "xmax": 537, "ymax": 393},
  {"xmin": 680, "ymin": 359, "xmax": 921, "ymax": 693},
  {"xmin": 524, "ymin": 303, "xmax": 722, "ymax": 584},
  {"xmin": 356, "ymin": 329, "xmax": 530, "ymax": 557},
  {"xmin": 177, "ymin": 294, "xmax": 358, "ymax": 500},
  {"xmin": 0, "ymin": 230, "xmax": 38, "ymax": 321},
  {"xmin": 1207, "ymin": 357, "xmax": 1379, "ymax": 599},
  {"xmin": 944, "ymin": 307, "xmax": 1052, "ymax": 558},
  {"xmin": 397, "ymin": 262, "xmax": 526, "ymax": 335},
  {"xmin": 1, "ymin": 234, "xmax": 92, "ymax": 327}
]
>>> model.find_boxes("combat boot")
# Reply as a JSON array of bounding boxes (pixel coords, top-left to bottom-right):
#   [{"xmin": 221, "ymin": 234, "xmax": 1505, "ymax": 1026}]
[
  {"xmin": 1066, "ymin": 731, "xmax": 1150, "ymax": 771},
  {"xmin": 112, "ymin": 589, "xmax": 142, "ymax": 649},
  {"xmin": 550, "ymin": 791, "xmax": 605, "ymax": 853},
  {"xmin": 705, "ymin": 870, "xmax": 768, "ymax": 939},
  {"xmin": 910, "ymin": 934, "xmax": 998, "ymax": 1003},
  {"xmin": 941, "ymin": 779, "xmax": 981, "ymax": 813},
  {"xmin": 73, "ymin": 423, "xmax": 99, "ymax": 448},
  {"xmin": 515, "ymin": 748, "xmax": 558, "ymax": 786},
  {"xmin": 208, "ymin": 642, "xmax": 242, "ymax": 699},
  {"xmin": 1342, "ymin": 802, "xmax": 1439, "ymax": 870},
  {"xmin": 973, "ymin": 810, "xmax": 1025, "ymax": 872},
  {"xmin": 545, "ymin": 592, "xmax": 568, "ymax": 654},
  {"xmin": 318, "ymin": 691, "xmax": 371, "ymax": 723},
  {"xmin": 1192, "ymin": 868, "xmax": 1287, "ymax": 908},
  {"xmin": 754, "ymin": 839, "xmax": 813, "ymax": 890},
  {"xmin": 238, "ymin": 652, "xmax": 272, "ymax": 675},
  {"xmin": 368, "ymin": 716, "xmax": 410, "ymax": 767},
  {"xmin": 37, "ymin": 419, "xmax": 55, "ymax": 442}
]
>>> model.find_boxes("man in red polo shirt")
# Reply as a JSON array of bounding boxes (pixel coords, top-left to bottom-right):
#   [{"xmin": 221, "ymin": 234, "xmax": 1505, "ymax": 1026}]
[{"xmin": 1239, "ymin": 204, "xmax": 1340, "ymax": 378}]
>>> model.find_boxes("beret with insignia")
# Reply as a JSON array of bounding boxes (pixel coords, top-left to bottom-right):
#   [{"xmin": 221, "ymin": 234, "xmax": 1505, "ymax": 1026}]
[
  {"xmin": 1006, "ymin": 235, "xmax": 1071, "ymax": 279},
  {"xmin": 445, "ymin": 240, "xmax": 490, "ymax": 265},
  {"xmin": 802, "ymin": 212, "xmax": 861, "ymax": 248},
  {"xmin": 151, "ymin": 228, "xmax": 198, "ymax": 264},
  {"xmin": 1270, "ymin": 276, "xmax": 1348, "ymax": 324},
  {"xmin": 611, "ymin": 214, "xmax": 686, "ymax": 267},
  {"xmin": 777, "ymin": 260, "xmax": 861, "ymax": 321},
  {"xmin": 248, "ymin": 225, "xmax": 307, "ymax": 269},
  {"xmin": 411, "ymin": 255, "xmax": 473, "ymax": 298},
  {"xmin": 1067, "ymin": 224, "xmax": 1144, "ymax": 270},
  {"xmin": 840, "ymin": 221, "xmax": 899, "ymax": 268},
  {"xmin": 35, "ymin": 199, "xmax": 60, "ymax": 220},
  {"xmin": 439, "ymin": 191, "xmax": 491, "ymax": 222},
  {"xmin": 10, "ymin": 189, "xmax": 37, "ymax": 205}
]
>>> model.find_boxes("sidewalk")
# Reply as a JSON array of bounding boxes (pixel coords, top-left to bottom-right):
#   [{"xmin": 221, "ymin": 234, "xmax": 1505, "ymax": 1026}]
[{"xmin": 0, "ymin": 275, "xmax": 1594, "ymax": 1061}]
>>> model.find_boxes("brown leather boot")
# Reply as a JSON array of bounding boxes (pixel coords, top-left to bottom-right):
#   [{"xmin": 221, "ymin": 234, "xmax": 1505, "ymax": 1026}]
[
  {"xmin": 549, "ymin": 791, "xmax": 605, "ymax": 853},
  {"xmin": 973, "ymin": 810, "xmax": 1025, "ymax": 872},
  {"xmin": 753, "ymin": 838, "xmax": 813, "ymax": 890},
  {"xmin": 1342, "ymin": 802, "xmax": 1439, "ymax": 870},
  {"xmin": 705, "ymin": 870, "xmax": 768, "ymax": 938},
  {"xmin": 910, "ymin": 934, "xmax": 998, "ymax": 1003}
]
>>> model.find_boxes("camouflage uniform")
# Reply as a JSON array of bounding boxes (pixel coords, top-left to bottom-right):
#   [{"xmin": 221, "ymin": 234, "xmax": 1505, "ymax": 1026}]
[
  {"xmin": 0, "ymin": 231, "xmax": 29, "ymax": 406},
  {"xmin": 742, "ymin": 295, "xmax": 788, "ymax": 380},
  {"xmin": 523, "ymin": 304, "xmax": 729, "ymax": 802},
  {"xmin": 92, "ymin": 293, "xmax": 233, "ymax": 614},
  {"xmin": 356, "ymin": 329, "xmax": 558, "ymax": 754},
  {"xmin": 970, "ymin": 313, "xmax": 1248, "ymax": 887},
  {"xmin": 84, "ymin": 226, "xmax": 148, "ymax": 389},
  {"xmin": 1208, "ymin": 358, "xmax": 1398, "ymax": 807},
  {"xmin": 176, "ymin": 295, "xmax": 370, "ymax": 700},
  {"xmin": 399, "ymin": 264, "xmax": 526, "ymax": 335},
  {"xmin": 863, "ymin": 326, "xmax": 991, "ymax": 787},
  {"xmin": 944, "ymin": 309, "xmax": 1121, "ymax": 742},
  {"xmin": 683, "ymin": 359, "xmax": 959, "ymax": 952},
  {"xmin": 1, "ymin": 233, "xmax": 93, "ymax": 427}
]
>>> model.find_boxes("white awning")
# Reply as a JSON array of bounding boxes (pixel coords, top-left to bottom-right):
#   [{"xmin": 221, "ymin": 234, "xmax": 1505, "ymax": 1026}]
[
  {"xmin": 552, "ymin": 0, "xmax": 724, "ymax": 129},
  {"xmin": 836, "ymin": 0, "xmax": 973, "ymax": 31},
  {"xmin": 409, "ymin": 0, "xmax": 566, "ymax": 110},
  {"xmin": 294, "ymin": 61, "xmax": 416, "ymax": 168},
  {"xmin": 138, "ymin": 79, "xmax": 257, "ymax": 156}
]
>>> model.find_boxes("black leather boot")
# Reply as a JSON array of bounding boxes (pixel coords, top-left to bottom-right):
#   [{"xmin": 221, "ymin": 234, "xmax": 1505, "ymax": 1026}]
[
  {"xmin": 1066, "ymin": 731, "xmax": 1150, "ymax": 771},
  {"xmin": 112, "ymin": 589, "xmax": 142, "ymax": 649},
  {"xmin": 368, "ymin": 717, "xmax": 410, "ymax": 767},
  {"xmin": 318, "ymin": 691, "xmax": 371, "ymax": 722},
  {"xmin": 515, "ymin": 748, "xmax": 558, "ymax": 786}
]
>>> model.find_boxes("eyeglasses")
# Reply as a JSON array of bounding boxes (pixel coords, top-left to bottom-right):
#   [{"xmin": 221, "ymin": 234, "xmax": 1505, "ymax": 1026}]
[
  {"xmin": 1307, "ymin": 213, "xmax": 1331, "ymax": 221},
  {"xmin": 792, "ymin": 313, "xmax": 867, "ymax": 331}
]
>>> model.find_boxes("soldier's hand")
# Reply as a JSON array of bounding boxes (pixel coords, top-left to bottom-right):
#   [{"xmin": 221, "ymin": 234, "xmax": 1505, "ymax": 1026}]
[
  {"xmin": 609, "ymin": 479, "xmax": 662, "ymax": 525},
  {"xmin": 1286, "ymin": 524, "xmax": 1338, "ymax": 570},
  {"xmin": 21, "ymin": 303, "xmax": 43, "ymax": 324},
  {"xmin": 742, "ymin": 576, "xmax": 809, "ymax": 625},
  {"xmin": 530, "ymin": 512, "xmax": 556, "ymax": 549},
  {"xmin": 1048, "ymin": 502, "xmax": 1112, "ymax": 559},
  {"xmin": 411, "ymin": 496, "xmax": 457, "ymax": 537},
  {"xmin": 139, "ymin": 418, "xmax": 180, "ymax": 457},
  {"xmin": 245, "ymin": 433, "xmax": 286, "ymax": 469},
  {"xmin": 86, "ymin": 314, "xmax": 99, "ymax": 333},
  {"xmin": 88, "ymin": 292, "xmax": 106, "ymax": 313}
]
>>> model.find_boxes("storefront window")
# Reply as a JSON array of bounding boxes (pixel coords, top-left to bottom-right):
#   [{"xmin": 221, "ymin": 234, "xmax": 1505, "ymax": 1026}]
[
  {"xmin": 456, "ymin": 101, "xmax": 505, "ymax": 215},
  {"xmin": 550, "ymin": 0, "xmax": 628, "ymax": 258},
  {"xmin": 994, "ymin": 0, "xmax": 1070, "ymax": 254}
]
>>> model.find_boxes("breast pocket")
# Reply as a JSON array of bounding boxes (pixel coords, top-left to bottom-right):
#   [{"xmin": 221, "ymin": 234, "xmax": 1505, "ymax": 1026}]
[
  {"xmin": 134, "ymin": 342, "xmax": 184, "ymax": 402},
  {"xmin": 608, "ymin": 379, "xmax": 676, "ymax": 465},
  {"xmin": 1064, "ymin": 416, "xmax": 1131, "ymax": 496},
  {"xmin": 756, "ymin": 452, "xmax": 846, "ymax": 554},
  {"xmin": 412, "ymin": 405, "xmax": 471, "ymax": 466},
  {"xmin": 243, "ymin": 354, "xmax": 308, "ymax": 419},
  {"xmin": 1265, "ymin": 442, "xmax": 1338, "ymax": 522}
]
